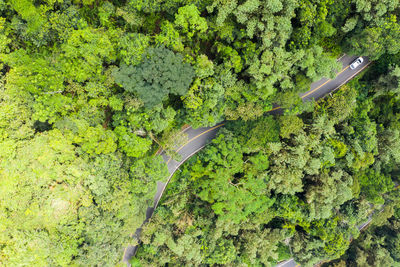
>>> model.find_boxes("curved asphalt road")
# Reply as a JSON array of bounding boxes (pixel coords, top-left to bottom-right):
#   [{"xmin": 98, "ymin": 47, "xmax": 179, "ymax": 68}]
[{"xmin": 122, "ymin": 55, "xmax": 371, "ymax": 266}]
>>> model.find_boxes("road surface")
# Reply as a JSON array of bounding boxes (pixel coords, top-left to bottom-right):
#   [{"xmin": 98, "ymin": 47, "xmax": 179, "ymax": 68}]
[
  {"xmin": 276, "ymin": 259, "xmax": 299, "ymax": 267},
  {"xmin": 122, "ymin": 55, "xmax": 371, "ymax": 265}
]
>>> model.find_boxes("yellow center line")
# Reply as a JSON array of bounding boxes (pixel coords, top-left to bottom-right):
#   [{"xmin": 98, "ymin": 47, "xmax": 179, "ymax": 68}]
[
  {"xmin": 265, "ymin": 64, "xmax": 351, "ymax": 112},
  {"xmin": 166, "ymin": 123, "xmax": 225, "ymax": 164},
  {"xmin": 301, "ymin": 65, "xmax": 350, "ymax": 99},
  {"xmin": 155, "ymin": 125, "xmax": 193, "ymax": 156},
  {"xmin": 165, "ymin": 61, "xmax": 359, "ymax": 163},
  {"xmin": 301, "ymin": 78, "xmax": 331, "ymax": 99},
  {"xmin": 268, "ymin": 106, "xmax": 281, "ymax": 112}
]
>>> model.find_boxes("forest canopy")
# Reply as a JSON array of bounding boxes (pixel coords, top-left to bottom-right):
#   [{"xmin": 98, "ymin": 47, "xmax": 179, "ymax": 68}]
[{"xmin": 0, "ymin": 0, "xmax": 400, "ymax": 266}]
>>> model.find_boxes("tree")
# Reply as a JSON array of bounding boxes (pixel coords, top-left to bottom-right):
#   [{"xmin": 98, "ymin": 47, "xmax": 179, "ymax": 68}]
[
  {"xmin": 158, "ymin": 127, "xmax": 188, "ymax": 160},
  {"xmin": 60, "ymin": 28, "xmax": 115, "ymax": 82},
  {"xmin": 357, "ymin": 169, "xmax": 394, "ymax": 204},
  {"xmin": 114, "ymin": 125, "xmax": 152, "ymax": 158},
  {"xmin": 130, "ymin": 156, "xmax": 170, "ymax": 201},
  {"xmin": 346, "ymin": 15, "xmax": 400, "ymax": 59},
  {"xmin": 3, "ymin": 50, "xmax": 64, "ymax": 95},
  {"xmin": 278, "ymin": 115, "xmax": 304, "ymax": 139},
  {"xmin": 291, "ymin": 219, "xmax": 350, "ymax": 266},
  {"xmin": 182, "ymin": 56, "xmax": 225, "ymax": 128},
  {"xmin": 113, "ymin": 46, "xmax": 195, "ymax": 108},
  {"xmin": 228, "ymin": 116, "xmax": 280, "ymax": 153},
  {"xmin": 334, "ymin": 212, "xmax": 400, "ymax": 267},
  {"xmin": 3, "ymin": 0, "xmax": 400, "ymax": 266},
  {"xmin": 0, "ymin": 130, "xmax": 139, "ymax": 266},
  {"xmin": 373, "ymin": 64, "xmax": 400, "ymax": 98},
  {"xmin": 238, "ymin": 228, "xmax": 291, "ymax": 265},
  {"xmin": 54, "ymin": 117, "xmax": 118, "ymax": 155},
  {"xmin": 0, "ymin": 76, "xmax": 35, "ymax": 141},
  {"xmin": 174, "ymin": 5, "xmax": 208, "ymax": 40},
  {"xmin": 317, "ymin": 84, "xmax": 357, "ymax": 123},
  {"xmin": 305, "ymin": 170, "xmax": 353, "ymax": 220},
  {"xmin": 117, "ymin": 33, "xmax": 151, "ymax": 66}
]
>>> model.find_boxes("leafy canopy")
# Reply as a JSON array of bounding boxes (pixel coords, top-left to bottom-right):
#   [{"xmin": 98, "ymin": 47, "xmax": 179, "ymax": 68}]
[{"xmin": 113, "ymin": 46, "xmax": 195, "ymax": 108}]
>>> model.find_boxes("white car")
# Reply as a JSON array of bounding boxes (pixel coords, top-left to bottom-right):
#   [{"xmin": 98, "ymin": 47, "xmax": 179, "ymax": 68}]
[{"xmin": 350, "ymin": 57, "xmax": 364, "ymax": 70}]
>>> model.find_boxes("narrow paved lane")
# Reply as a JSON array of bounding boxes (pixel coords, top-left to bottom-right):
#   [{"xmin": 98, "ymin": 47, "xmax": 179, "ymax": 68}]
[
  {"xmin": 123, "ymin": 55, "xmax": 371, "ymax": 265},
  {"xmin": 269, "ymin": 55, "xmax": 370, "ymax": 115},
  {"xmin": 276, "ymin": 259, "xmax": 299, "ymax": 267},
  {"xmin": 302, "ymin": 55, "xmax": 370, "ymax": 100}
]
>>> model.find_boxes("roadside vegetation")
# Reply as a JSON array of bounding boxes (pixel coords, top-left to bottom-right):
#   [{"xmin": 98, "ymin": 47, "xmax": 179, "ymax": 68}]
[{"xmin": 0, "ymin": 0, "xmax": 400, "ymax": 266}]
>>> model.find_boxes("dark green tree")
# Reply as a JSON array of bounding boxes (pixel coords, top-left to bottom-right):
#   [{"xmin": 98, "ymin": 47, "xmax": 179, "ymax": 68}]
[{"xmin": 113, "ymin": 46, "xmax": 195, "ymax": 108}]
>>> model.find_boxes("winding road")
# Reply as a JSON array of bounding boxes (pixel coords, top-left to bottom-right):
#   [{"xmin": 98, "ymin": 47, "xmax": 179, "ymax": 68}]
[{"xmin": 122, "ymin": 55, "xmax": 371, "ymax": 266}]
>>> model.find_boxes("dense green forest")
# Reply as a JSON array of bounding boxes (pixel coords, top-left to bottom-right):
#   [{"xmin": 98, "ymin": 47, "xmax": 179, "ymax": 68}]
[
  {"xmin": 324, "ymin": 199, "xmax": 400, "ymax": 267},
  {"xmin": 1, "ymin": 0, "xmax": 400, "ymax": 266}
]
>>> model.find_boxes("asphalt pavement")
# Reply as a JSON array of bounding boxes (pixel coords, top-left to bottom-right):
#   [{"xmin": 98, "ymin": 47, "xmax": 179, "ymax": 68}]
[
  {"xmin": 302, "ymin": 55, "xmax": 370, "ymax": 101},
  {"xmin": 122, "ymin": 55, "xmax": 371, "ymax": 266},
  {"xmin": 276, "ymin": 259, "xmax": 299, "ymax": 267}
]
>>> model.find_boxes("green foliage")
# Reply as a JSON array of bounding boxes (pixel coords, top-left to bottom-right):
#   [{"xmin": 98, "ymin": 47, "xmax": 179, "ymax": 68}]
[
  {"xmin": 2, "ymin": 0, "xmax": 400, "ymax": 266},
  {"xmin": 117, "ymin": 33, "xmax": 151, "ymax": 66},
  {"xmin": 330, "ymin": 139, "xmax": 348, "ymax": 158},
  {"xmin": 33, "ymin": 94, "xmax": 74, "ymax": 123},
  {"xmin": 60, "ymin": 28, "xmax": 115, "ymax": 82},
  {"xmin": 278, "ymin": 115, "xmax": 304, "ymax": 139},
  {"xmin": 54, "ymin": 118, "xmax": 118, "ymax": 155},
  {"xmin": 289, "ymin": 0, "xmax": 334, "ymax": 49},
  {"xmin": 9, "ymin": 0, "xmax": 46, "ymax": 34},
  {"xmin": 317, "ymin": 84, "xmax": 357, "ymax": 123},
  {"xmin": 174, "ymin": 5, "xmax": 208, "ymax": 40},
  {"xmin": 114, "ymin": 125, "xmax": 152, "ymax": 158},
  {"xmin": 0, "ymin": 130, "xmax": 138, "ymax": 266},
  {"xmin": 109, "ymin": 95, "xmax": 124, "ymax": 111},
  {"xmin": 3, "ymin": 51, "xmax": 64, "ymax": 94},
  {"xmin": 332, "ymin": 211, "xmax": 400, "ymax": 266},
  {"xmin": 155, "ymin": 21, "xmax": 185, "ymax": 51},
  {"xmin": 130, "ymin": 156, "xmax": 170, "ymax": 198},
  {"xmin": 357, "ymin": 169, "xmax": 394, "ymax": 204},
  {"xmin": 346, "ymin": 15, "xmax": 400, "ymax": 59},
  {"xmin": 0, "ymin": 78, "xmax": 35, "ymax": 141},
  {"xmin": 305, "ymin": 170, "xmax": 353, "ymax": 220},
  {"xmin": 113, "ymin": 46, "xmax": 195, "ymax": 108},
  {"xmin": 74, "ymin": 125, "xmax": 117, "ymax": 155}
]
